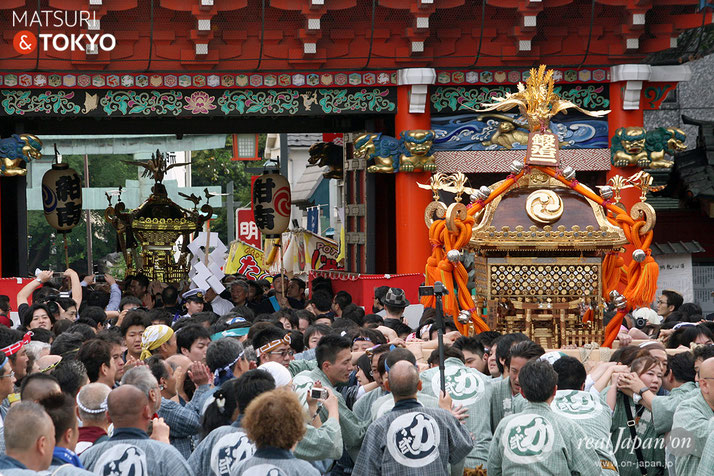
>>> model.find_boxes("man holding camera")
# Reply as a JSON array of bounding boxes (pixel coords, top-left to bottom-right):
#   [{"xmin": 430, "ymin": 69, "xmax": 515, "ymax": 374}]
[{"xmin": 293, "ymin": 335, "xmax": 370, "ymax": 463}]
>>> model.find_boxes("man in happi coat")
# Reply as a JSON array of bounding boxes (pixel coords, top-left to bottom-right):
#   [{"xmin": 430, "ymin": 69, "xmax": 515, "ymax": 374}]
[
  {"xmin": 419, "ymin": 351, "xmax": 493, "ymax": 471},
  {"xmin": 671, "ymin": 357, "xmax": 714, "ymax": 475},
  {"xmin": 0, "ymin": 402, "xmax": 56, "ymax": 475},
  {"xmin": 695, "ymin": 430, "xmax": 714, "ymax": 476},
  {"xmin": 366, "ymin": 348, "xmax": 441, "ymax": 422},
  {"xmin": 80, "ymin": 385, "xmax": 193, "ymax": 476},
  {"xmin": 292, "ymin": 334, "xmax": 370, "ymax": 462},
  {"xmin": 490, "ymin": 340, "xmax": 544, "ymax": 433},
  {"xmin": 488, "ymin": 359, "xmax": 601, "ymax": 476},
  {"xmin": 352, "ymin": 360, "xmax": 473, "ymax": 476},
  {"xmin": 189, "ymin": 370, "xmax": 273, "ymax": 476},
  {"xmin": 551, "ymin": 355, "xmax": 618, "ymax": 475}
]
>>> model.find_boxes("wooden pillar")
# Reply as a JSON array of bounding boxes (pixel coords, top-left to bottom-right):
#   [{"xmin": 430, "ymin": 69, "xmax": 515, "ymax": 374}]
[
  {"xmin": 394, "ymin": 68, "xmax": 435, "ymax": 275},
  {"xmin": 607, "ymin": 64, "xmax": 691, "ymax": 260},
  {"xmin": 607, "ymin": 66, "xmax": 650, "ymax": 262}
]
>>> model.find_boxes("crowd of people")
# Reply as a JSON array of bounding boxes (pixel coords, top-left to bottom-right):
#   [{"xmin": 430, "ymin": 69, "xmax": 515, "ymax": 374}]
[{"xmin": 0, "ymin": 269, "xmax": 711, "ymax": 475}]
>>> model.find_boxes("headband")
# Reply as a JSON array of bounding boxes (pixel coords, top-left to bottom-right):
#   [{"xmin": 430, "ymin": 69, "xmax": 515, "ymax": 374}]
[
  {"xmin": 1, "ymin": 331, "xmax": 32, "ymax": 357},
  {"xmin": 140, "ymin": 325, "xmax": 174, "ymax": 360},
  {"xmin": 76, "ymin": 393, "xmax": 108, "ymax": 414},
  {"xmin": 39, "ymin": 357, "xmax": 62, "ymax": 373},
  {"xmin": 256, "ymin": 335, "xmax": 291, "ymax": 357},
  {"xmin": 381, "ymin": 345, "xmax": 399, "ymax": 373},
  {"xmin": 213, "ymin": 351, "xmax": 245, "ymax": 387},
  {"xmin": 0, "ymin": 354, "xmax": 7, "ymax": 370},
  {"xmin": 226, "ymin": 317, "xmax": 246, "ymax": 325},
  {"xmin": 353, "ymin": 336, "xmax": 372, "ymax": 344},
  {"xmin": 211, "ymin": 328, "xmax": 250, "ymax": 341}
]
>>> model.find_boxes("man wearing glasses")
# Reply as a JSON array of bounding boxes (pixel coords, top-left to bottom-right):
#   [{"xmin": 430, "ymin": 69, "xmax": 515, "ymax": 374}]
[
  {"xmin": 656, "ymin": 290, "xmax": 683, "ymax": 320},
  {"xmin": 0, "ymin": 355, "xmax": 16, "ymax": 425},
  {"xmin": 671, "ymin": 357, "xmax": 714, "ymax": 475},
  {"xmin": 253, "ymin": 327, "xmax": 294, "ymax": 368}
]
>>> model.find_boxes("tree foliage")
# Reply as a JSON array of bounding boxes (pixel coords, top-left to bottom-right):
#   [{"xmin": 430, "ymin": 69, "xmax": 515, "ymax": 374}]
[
  {"xmin": 27, "ymin": 136, "xmax": 264, "ymax": 273},
  {"xmin": 190, "ymin": 134, "xmax": 266, "ymax": 244},
  {"xmin": 28, "ymin": 153, "xmax": 137, "ymax": 274}
]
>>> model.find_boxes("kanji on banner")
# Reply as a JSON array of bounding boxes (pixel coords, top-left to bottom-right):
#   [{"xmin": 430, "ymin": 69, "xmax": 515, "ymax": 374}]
[
  {"xmin": 225, "ymin": 240, "xmax": 271, "ymax": 280},
  {"xmin": 236, "ymin": 208, "xmax": 261, "ymax": 248}
]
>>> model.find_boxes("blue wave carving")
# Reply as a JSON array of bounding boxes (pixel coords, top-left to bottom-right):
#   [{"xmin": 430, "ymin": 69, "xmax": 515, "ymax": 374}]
[{"xmin": 432, "ymin": 113, "xmax": 609, "ymax": 151}]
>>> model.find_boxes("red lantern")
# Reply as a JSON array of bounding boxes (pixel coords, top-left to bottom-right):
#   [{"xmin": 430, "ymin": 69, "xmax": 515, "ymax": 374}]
[
  {"xmin": 252, "ymin": 171, "xmax": 291, "ymax": 238},
  {"xmin": 42, "ymin": 162, "xmax": 82, "ymax": 232}
]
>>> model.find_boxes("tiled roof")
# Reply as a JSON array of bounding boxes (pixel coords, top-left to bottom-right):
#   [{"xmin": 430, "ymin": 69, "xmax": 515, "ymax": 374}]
[
  {"xmin": 675, "ymin": 148, "xmax": 714, "ymax": 199},
  {"xmin": 650, "ymin": 240, "xmax": 705, "ymax": 256},
  {"xmin": 292, "ymin": 166, "xmax": 324, "ymax": 203},
  {"xmin": 287, "ymin": 133, "xmax": 323, "ymax": 148}
]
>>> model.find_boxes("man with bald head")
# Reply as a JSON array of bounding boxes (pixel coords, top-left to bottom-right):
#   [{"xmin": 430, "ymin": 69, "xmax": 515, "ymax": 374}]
[
  {"xmin": 0, "ymin": 401, "xmax": 55, "ymax": 473},
  {"xmin": 79, "ymin": 385, "xmax": 193, "ymax": 476},
  {"xmin": 672, "ymin": 356, "xmax": 714, "ymax": 475},
  {"xmin": 353, "ymin": 360, "xmax": 473, "ymax": 476},
  {"xmin": 75, "ymin": 382, "xmax": 112, "ymax": 454}
]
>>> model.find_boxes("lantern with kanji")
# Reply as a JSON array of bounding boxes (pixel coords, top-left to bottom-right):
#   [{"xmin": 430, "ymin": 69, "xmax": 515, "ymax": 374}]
[
  {"xmin": 252, "ymin": 171, "xmax": 291, "ymax": 238},
  {"xmin": 42, "ymin": 162, "xmax": 82, "ymax": 232}
]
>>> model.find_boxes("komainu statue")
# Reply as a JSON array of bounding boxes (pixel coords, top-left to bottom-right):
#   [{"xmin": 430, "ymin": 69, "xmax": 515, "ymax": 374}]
[
  {"xmin": 0, "ymin": 134, "xmax": 42, "ymax": 176},
  {"xmin": 611, "ymin": 126, "xmax": 686, "ymax": 168},
  {"xmin": 400, "ymin": 130, "xmax": 436, "ymax": 172},
  {"xmin": 308, "ymin": 142, "xmax": 344, "ymax": 179},
  {"xmin": 355, "ymin": 133, "xmax": 402, "ymax": 173},
  {"xmin": 355, "ymin": 130, "xmax": 435, "ymax": 173},
  {"xmin": 646, "ymin": 127, "xmax": 687, "ymax": 168}
]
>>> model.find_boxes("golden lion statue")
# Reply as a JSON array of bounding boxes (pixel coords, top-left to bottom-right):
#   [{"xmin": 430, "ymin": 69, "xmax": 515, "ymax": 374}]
[
  {"xmin": 400, "ymin": 130, "xmax": 436, "ymax": 172},
  {"xmin": 611, "ymin": 127, "xmax": 686, "ymax": 169},
  {"xmin": 0, "ymin": 134, "xmax": 42, "ymax": 176},
  {"xmin": 354, "ymin": 130, "xmax": 435, "ymax": 173}
]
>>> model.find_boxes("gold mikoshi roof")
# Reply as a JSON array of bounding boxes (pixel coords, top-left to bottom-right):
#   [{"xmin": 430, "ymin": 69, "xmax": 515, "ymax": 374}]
[{"xmin": 471, "ymin": 169, "xmax": 627, "ymax": 251}]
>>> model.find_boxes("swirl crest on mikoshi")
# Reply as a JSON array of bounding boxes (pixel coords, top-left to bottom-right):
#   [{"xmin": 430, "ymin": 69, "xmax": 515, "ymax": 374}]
[{"xmin": 525, "ymin": 189, "xmax": 564, "ymax": 224}]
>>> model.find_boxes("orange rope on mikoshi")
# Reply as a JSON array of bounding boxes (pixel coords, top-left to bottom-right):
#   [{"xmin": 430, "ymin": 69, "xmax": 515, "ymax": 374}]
[
  {"xmin": 601, "ymin": 252, "xmax": 624, "ymax": 299},
  {"xmin": 534, "ymin": 166, "xmax": 659, "ymax": 347},
  {"xmin": 421, "ymin": 170, "xmax": 526, "ymax": 336},
  {"xmin": 603, "ymin": 308, "xmax": 628, "ymax": 348}
]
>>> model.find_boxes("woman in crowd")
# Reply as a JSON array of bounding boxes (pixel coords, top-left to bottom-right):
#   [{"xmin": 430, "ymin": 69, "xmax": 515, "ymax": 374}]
[
  {"xmin": 607, "ymin": 355, "xmax": 666, "ymax": 476},
  {"xmin": 231, "ymin": 387, "xmax": 320, "ymax": 476}
]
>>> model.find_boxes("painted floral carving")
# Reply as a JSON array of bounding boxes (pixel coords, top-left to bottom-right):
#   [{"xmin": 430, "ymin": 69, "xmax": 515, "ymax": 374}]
[
  {"xmin": 431, "ymin": 86, "xmax": 609, "ymax": 113},
  {"xmin": 100, "ymin": 91, "xmax": 184, "ymax": 116},
  {"xmin": 1, "ymin": 91, "xmax": 81, "ymax": 115},
  {"xmin": 1, "ymin": 89, "xmax": 398, "ymax": 117},
  {"xmin": 218, "ymin": 90, "xmax": 301, "ymax": 115},
  {"xmin": 318, "ymin": 88, "xmax": 395, "ymax": 113},
  {"xmin": 184, "ymin": 91, "xmax": 216, "ymax": 114}
]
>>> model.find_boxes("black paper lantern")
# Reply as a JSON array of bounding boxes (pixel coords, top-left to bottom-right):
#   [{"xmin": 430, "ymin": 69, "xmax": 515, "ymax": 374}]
[
  {"xmin": 251, "ymin": 171, "xmax": 291, "ymax": 238},
  {"xmin": 42, "ymin": 163, "xmax": 82, "ymax": 232}
]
